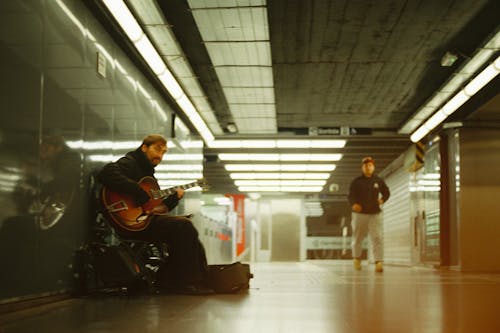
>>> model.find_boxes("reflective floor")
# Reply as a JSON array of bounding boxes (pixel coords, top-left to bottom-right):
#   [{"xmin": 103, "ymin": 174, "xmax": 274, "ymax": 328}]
[{"xmin": 1, "ymin": 261, "xmax": 500, "ymax": 333}]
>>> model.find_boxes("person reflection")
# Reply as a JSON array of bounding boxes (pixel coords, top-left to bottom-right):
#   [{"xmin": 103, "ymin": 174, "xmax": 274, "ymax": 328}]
[
  {"xmin": 0, "ymin": 134, "xmax": 81, "ymax": 297},
  {"xmin": 36, "ymin": 135, "xmax": 80, "ymax": 230}
]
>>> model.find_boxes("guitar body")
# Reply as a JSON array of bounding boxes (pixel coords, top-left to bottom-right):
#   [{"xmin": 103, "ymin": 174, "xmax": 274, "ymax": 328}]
[{"xmin": 101, "ymin": 176, "xmax": 167, "ymax": 231}]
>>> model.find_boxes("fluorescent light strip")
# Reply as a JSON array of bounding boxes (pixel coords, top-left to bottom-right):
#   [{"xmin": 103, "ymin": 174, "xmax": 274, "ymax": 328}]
[
  {"xmin": 66, "ymin": 140, "xmax": 182, "ymax": 150},
  {"xmin": 410, "ymin": 55, "xmax": 500, "ymax": 142},
  {"xmin": 164, "ymin": 154, "xmax": 203, "ymax": 161},
  {"xmin": 155, "ymin": 173, "xmax": 203, "ymax": 179},
  {"xmin": 101, "ymin": 0, "xmax": 214, "ymax": 144},
  {"xmin": 101, "ymin": 0, "xmax": 143, "ymax": 41},
  {"xmin": 66, "ymin": 140, "xmax": 140, "ymax": 150},
  {"xmin": 230, "ymin": 173, "xmax": 331, "ymax": 179},
  {"xmin": 0, "ymin": 173, "xmax": 21, "ymax": 182},
  {"xmin": 219, "ymin": 153, "xmax": 342, "ymax": 161},
  {"xmin": 234, "ymin": 180, "xmax": 326, "ymax": 186},
  {"xmin": 209, "ymin": 139, "xmax": 346, "ymax": 149},
  {"xmin": 238, "ymin": 186, "xmax": 324, "ymax": 192},
  {"xmin": 224, "ymin": 164, "xmax": 336, "ymax": 171},
  {"xmin": 135, "ymin": 35, "xmax": 167, "ymax": 74},
  {"xmin": 178, "ymin": 140, "xmax": 204, "ymax": 149},
  {"xmin": 157, "ymin": 180, "xmax": 202, "ymax": 191},
  {"xmin": 155, "ymin": 164, "xmax": 203, "ymax": 171},
  {"xmin": 87, "ymin": 154, "xmax": 116, "ymax": 162}
]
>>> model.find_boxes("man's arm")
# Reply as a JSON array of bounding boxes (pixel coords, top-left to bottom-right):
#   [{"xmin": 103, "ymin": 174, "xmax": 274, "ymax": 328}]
[
  {"xmin": 348, "ymin": 178, "xmax": 362, "ymax": 212},
  {"xmin": 379, "ymin": 178, "xmax": 390, "ymax": 204}
]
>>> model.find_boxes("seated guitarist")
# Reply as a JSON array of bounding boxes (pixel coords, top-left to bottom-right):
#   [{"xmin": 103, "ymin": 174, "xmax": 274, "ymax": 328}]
[{"xmin": 97, "ymin": 134, "xmax": 213, "ymax": 295}]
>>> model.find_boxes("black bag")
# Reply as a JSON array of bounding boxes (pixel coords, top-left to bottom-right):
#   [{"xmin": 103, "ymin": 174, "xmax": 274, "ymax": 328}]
[
  {"xmin": 208, "ymin": 262, "xmax": 253, "ymax": 293},
  {"xmin": 92, "ymin": 244, "xmax": 154, "ymax": 292}
]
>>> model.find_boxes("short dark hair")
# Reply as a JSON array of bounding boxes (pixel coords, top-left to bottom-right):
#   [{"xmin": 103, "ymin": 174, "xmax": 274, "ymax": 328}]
[
  {"xmin": 141, "ymin": 134, "xmax": 167, "ymax": 147},
  {"xmin": 362, "ymin": 156, "xmax": 375, "ymax": 165}
]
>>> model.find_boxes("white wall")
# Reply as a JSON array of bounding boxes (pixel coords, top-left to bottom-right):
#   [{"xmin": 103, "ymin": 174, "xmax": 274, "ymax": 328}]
[
  {"xmin": 383, "ymin": 165, "xmax": 412, "ymax": 265},
  {"xmin": 270, "ymin": 199, "xmax": 302, "ymax": 261}
]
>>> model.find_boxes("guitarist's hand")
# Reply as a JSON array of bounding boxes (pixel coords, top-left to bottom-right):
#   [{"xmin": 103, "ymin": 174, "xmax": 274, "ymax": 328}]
[{"xmin": 176, "ymin": 188, "xmax": 185, "ymax": 199}]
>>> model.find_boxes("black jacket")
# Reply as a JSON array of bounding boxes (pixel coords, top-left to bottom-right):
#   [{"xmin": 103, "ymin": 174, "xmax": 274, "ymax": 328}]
[
  {"xmin": 97, "ymin": 148, "xmax": 180, "ymax": 210},
  {"xmin": 348, "ymin": 174, "xmax": 390, "ymax": 214}
]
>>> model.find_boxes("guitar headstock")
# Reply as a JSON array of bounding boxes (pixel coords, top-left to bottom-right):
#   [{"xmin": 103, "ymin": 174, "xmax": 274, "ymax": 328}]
[{"xmin": 196, "ymin": 178, "xmax": 210, "ymax": 192}]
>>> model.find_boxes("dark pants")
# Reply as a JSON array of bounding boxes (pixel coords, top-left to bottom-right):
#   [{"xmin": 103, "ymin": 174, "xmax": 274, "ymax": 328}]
[{"xmin": 120, "ymin": 215, "xmax": 208, "ymax": 286}]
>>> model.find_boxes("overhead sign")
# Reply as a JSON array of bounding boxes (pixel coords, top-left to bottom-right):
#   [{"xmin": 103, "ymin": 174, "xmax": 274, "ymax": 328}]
[{"xmin": 309, "ymin": 126, "xmax": 372, "ymax": 136}]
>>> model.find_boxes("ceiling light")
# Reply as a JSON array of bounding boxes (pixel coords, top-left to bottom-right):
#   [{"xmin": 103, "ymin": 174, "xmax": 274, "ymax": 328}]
[
  {"xmin": 441, "ymin": 91, "xmax": 469, "ymax": 115},
  {"xmin": 463, "ymin": 63, "xmax": 499, "ymax": 95},
  {"xmin": 234, "ymin": 180, "xmax": 326, "ymax": 186},
  {"xmin": 229, "ymin": 173, "xmax": 330, "ymax": 179},
  {"xmin": 102, "ymin": 0, "xmax": 142, "ymax": 41},
  {"xmin": 238, "ymin": 186, "xmax": 324, "ymax": 193},
  {"xmin": 164, "ymin": 154, "xmax": 203, "ymax": 161},
  {"xmin": 224, "ymin": 164, "xmax": 336, "ymax": 171},
  {"xmin": 155, "ymin": 164, "xmax": 203, "ymax": 171},
  {"xmin": 275, "ymin": 139, "xmax": 346, "ymax": 148},
  {"xmin": 155, "ymin": 173, "xmax": 203, "ymax": 179},
  {"xmin": 157, "ymin": 180, "xmax": 202, "ymax": 190},
  {"xmin": 241, "ymin": 140, "xmax": 275, "ymax": 148},
  {"xmin": 208, "ymin": 139, "xmax": 346, "ymax": 149},
  {"xmin": 134, "ymin": 36, "xmax": 166, "ymax": 74},
  {"xmin": 218, "ymin": 153, "xmax": 342, "ymax": 161},
  {"xmin": 158, "ymin": 71, "xmax": 184, "ymax": 99}
]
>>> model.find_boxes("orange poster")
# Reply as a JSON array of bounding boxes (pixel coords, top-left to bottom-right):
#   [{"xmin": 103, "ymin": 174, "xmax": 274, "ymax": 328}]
[{"xmin": 226, "ymin": 194, "xmax": 245, "ymax": 256}]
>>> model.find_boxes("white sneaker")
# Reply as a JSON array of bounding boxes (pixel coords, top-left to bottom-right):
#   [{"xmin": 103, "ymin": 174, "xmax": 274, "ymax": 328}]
[
  {"xmin": 375, "ymin": 261, "xmax": 383, "ymax": 273},
  {"xmin": 353, "ymin": 258, "xmax": 362, "ymax": 271}
]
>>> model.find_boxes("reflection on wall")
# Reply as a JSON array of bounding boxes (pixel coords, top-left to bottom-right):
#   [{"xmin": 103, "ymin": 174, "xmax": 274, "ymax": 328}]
[
  {"xmin": 0, "ymin": 0, "xmax": 189, "ymax": 302},
  {"xmin": 419, "ymin": 140, "xmax": 441, "ymax": 263}
]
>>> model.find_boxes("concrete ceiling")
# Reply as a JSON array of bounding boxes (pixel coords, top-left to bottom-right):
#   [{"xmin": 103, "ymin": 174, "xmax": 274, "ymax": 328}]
[{"xmin": 113, "ymin": 0, "xmax": 500, "ymax": 195}]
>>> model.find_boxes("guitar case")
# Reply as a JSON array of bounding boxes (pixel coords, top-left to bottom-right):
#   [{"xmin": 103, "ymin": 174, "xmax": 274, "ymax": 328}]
[{"xmin": 208, "ymin": 262, "xmax": 253, "ymax": 293}]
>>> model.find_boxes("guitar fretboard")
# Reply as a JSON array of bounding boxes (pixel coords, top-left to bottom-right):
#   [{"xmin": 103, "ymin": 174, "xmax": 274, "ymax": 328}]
[{"xmin": 151, "ymin": 181, "xmax": 201, "ymax": 199}]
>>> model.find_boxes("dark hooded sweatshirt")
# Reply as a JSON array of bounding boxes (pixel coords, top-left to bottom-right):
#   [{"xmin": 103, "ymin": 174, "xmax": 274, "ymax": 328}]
[{"xmin": 348, "ymin": 174, "xmax": 390, "ymax": 214}]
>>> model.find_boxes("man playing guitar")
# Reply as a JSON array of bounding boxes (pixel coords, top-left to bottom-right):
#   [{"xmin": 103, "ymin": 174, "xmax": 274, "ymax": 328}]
[{"xmin": 97, "ymin": 134, "xmax": 213, "ymax": 295}]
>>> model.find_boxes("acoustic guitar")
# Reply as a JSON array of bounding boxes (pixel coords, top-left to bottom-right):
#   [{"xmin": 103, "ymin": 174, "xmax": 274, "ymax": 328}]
[{"xmin": 101, "ymin": 176, "xmax": 207, "ymax": 231}]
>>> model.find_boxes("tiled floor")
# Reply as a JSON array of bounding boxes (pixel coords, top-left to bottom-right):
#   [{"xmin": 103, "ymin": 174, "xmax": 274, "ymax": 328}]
[{"xmin": 1, "ymin": 261, "xmax": 500, "ymax": 333}]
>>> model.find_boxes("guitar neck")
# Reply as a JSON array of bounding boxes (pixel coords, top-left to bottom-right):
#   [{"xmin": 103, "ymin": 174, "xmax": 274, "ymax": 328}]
[{"xmin": 155, "ymin": 181, "xmax": 199, "ymax": 199}]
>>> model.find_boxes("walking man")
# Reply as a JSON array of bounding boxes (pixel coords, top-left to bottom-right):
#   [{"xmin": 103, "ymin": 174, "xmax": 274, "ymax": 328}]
[{"xmin": 348, "ymin": 157, "xmax": 390, "ymax": 272}]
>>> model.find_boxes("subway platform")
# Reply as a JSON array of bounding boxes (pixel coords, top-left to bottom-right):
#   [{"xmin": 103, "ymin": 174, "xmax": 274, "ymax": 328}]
[{"xmin": 1, "ymin": 260, "xmax": 499, "ymax": 333}]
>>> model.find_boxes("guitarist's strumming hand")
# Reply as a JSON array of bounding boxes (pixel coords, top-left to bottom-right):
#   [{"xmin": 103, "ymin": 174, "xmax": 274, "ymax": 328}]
[
  {"xmin": 135, "ymin": 188, "xmax": 152, "ymax": 213},
  {"xmin": 141, "ymin": 200, "xmax": 156, "ymax": 215}
]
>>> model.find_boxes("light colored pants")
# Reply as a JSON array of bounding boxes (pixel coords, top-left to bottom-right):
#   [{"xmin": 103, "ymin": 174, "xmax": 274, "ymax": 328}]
[{"xmin": 351, "ymin": 212, "xmax": 383, "ymax": 261}]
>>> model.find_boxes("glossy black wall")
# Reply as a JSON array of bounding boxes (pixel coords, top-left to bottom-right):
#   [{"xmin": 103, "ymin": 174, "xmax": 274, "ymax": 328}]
[{"xmin": 0, "ymin": 0, "xmax": 178, "ymax": 301}]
